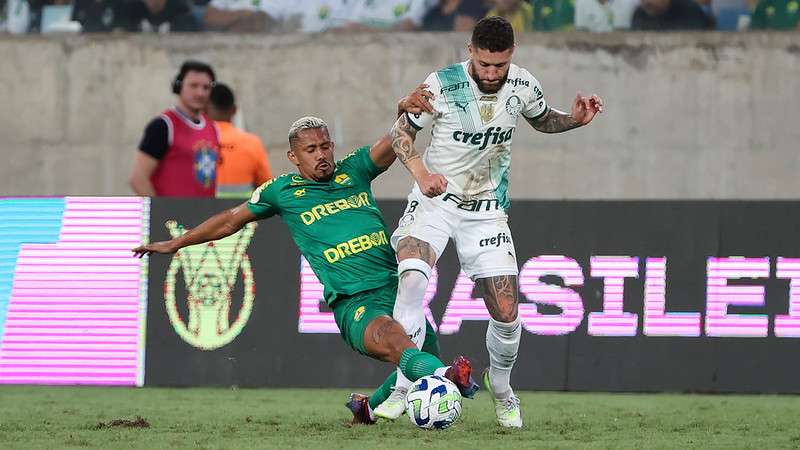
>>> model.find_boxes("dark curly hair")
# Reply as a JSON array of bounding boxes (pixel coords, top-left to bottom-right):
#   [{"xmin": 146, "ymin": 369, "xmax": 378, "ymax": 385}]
[{"xmin": 471, "ymin": 17, "xmax": 515, "ymax": 52}]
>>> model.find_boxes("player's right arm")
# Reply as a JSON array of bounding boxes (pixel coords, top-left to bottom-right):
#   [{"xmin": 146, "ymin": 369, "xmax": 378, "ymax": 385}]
[
  {"xmin": 132, "ymin": 203, "xmax": 258, "ymax": 257},
  {"xmin": 133, "ymin": 177, "xmax": 280, "ymax": 257},
  {"xmin": 389, "ymin": 77, "xmax": 448, "ymax": 198},
  {"xmin": 368, "ymin": 84, "xmax": 435, "ymax": 170}
]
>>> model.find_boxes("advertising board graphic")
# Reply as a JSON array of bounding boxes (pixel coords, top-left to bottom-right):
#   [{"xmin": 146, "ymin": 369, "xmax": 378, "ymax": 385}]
[{"xmin": 0, "ymin": 197, "xmax": 149, "ymax": 386}]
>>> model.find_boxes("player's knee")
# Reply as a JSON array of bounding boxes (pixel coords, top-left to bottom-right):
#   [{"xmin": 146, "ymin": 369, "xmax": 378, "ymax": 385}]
[
  {"xmin": 493, "ymin": 309, "xmax": 518, "ymax": 323},
  {"xmin": 365, "ymin": 317, "xmax": 414, "ymax": 363},
  {"xmin": 488, "ymin": 300, "xmax": 519, "ymax": 323},
  {"xmin": 397, "ymin": 237, "xmax": 436, "ymax": 266}
]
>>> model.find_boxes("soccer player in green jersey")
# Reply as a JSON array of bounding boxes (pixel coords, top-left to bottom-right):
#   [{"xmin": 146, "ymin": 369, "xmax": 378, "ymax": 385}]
[{"xmin": 132, "ymin": 89, "xmax": 479, "ymax": 424}]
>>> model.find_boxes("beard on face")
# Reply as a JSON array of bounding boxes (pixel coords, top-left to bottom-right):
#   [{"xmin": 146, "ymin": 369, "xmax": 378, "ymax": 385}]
[{"xmin": 470, "ymin": 67, "xmax": 507, "ymax": 94}]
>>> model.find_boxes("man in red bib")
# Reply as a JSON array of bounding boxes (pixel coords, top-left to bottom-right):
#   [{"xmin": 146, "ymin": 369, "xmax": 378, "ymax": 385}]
[{"xmin": 129, "ymin": 61, "xmax": 220, "ymax": 197}]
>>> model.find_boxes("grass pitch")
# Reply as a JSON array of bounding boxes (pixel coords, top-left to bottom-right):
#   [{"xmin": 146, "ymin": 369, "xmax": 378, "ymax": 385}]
[{"xmin": 1, "ymin": 386, "xmax": 799, "ymax": 449}]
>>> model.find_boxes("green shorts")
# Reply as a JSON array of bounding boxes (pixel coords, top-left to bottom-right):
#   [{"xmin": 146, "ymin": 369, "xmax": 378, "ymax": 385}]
[{"xmin": 331, "ymin": 281, "xmax": 397, "ymax": 357}]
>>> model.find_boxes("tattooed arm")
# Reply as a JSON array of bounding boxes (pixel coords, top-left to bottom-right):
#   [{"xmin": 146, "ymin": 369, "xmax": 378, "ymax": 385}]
[
  {"xmin": 526, "ymin": 93, "xmax": 604, "ymax": 134},
  {"xmin": 526, "ymin": 108, "xmax": 582, "ymax": 134},
  {"xmin": 370, "ymin": 85, "xmax": 434, "ymax": 170},
  {"xmin": 389, "ymin": 113, "xmax": 448, "ymax": 197}
]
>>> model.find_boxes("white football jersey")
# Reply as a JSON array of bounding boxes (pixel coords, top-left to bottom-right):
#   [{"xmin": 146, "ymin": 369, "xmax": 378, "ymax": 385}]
[{"xmin": 408, "ymin": 61, "xmax": 548, "ymax": 210}]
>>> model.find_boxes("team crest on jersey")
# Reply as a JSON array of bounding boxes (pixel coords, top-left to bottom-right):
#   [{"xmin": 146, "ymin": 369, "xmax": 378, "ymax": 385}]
[
  {"xmin": 294, "ymin": 189, "xmax": 306, "ymax": 197},
  {"xmin": 354, "ymin": 306, "xmax": 366, "ymax": 322},
  {"xmin": 335, "ymin": 173, "xmax": 352, "ymax": 186},
  {"xmin": 192, "ymin": 143, "xmax": 218, "ymax": 188},
  {"xmin": 399, "ymin": 213, "xmax": 414, "ymax": 227},
  {"xmin": 506, "ymin": 95, "xmax": 523, "ymax": 117},
  {"xmin": 479, "ymin": 103, "xmax": 495, "ymax": 124}
]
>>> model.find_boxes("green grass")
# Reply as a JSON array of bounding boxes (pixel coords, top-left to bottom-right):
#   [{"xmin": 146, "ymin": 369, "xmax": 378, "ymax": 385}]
[{"xmin": 1, "ymin": 386, "xmax": 799, "ymax": 449}]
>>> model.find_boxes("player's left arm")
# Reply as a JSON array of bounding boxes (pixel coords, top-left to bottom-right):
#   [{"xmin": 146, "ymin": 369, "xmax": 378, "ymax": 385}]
[
  {"xmin": 369, "ymin": 84, "xmax": 435, "ymax": 170},
  {"xmin": 526, "ymin": 93, "xmax": 604, "ymax": 134}
]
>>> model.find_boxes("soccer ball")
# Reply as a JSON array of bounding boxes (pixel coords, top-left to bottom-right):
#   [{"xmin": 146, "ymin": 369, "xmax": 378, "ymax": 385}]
[{"xmin": 405, "ymin": 375, "xmax": 463, "ymax": 429}]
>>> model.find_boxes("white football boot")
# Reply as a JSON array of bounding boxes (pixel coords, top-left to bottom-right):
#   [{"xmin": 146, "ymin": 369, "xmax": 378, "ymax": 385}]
[
  {"xmin": 483, "ymin": 369, "xmax": 522, "ymax": 428},
  {"xmin": 373, "ymin": 386, "xmax": 408, "ymax": 420}
]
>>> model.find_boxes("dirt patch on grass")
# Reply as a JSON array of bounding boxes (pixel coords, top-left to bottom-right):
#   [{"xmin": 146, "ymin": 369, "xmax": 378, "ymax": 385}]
[{"xmin": 94, "ymin": 416, "xmax": 150, "ymax": 429}]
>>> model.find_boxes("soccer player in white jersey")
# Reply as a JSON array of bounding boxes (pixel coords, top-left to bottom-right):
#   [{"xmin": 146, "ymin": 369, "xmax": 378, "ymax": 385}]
[{"xmin": 376, "ymin": 16, "xmax": 603, "ymax": 428}]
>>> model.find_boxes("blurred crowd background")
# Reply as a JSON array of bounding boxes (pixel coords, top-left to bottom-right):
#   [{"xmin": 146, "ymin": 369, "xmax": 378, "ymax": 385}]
[{"xmin": 1, "ymin": 0, "xmax": 797, "ymax": 35}]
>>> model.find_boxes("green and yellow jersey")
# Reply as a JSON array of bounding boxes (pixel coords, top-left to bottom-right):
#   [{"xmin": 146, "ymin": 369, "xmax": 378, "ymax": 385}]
[{"xmin": 247, "ymin": 146, "xmax": 397, "ymax": 304}]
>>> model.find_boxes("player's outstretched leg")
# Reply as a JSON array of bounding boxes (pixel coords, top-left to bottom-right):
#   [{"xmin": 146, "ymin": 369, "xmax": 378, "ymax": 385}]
[
  {"xmin": 478, "ymin": 275, "xmax": 523, "ymax": 428},
  {"xmin": 365, "ymin": 316, "xmax": 479, "ymax": 398},
  {"xmin": 374, "ymin": 320, "xmax": 440, "ymax": 420},
  {"xmin": 345, "ymin": 315, "xmax": 477, "ymax": 424},
  {"xmin": 380, "ymin": 237, "xmax": 438, "ymax": 418}
]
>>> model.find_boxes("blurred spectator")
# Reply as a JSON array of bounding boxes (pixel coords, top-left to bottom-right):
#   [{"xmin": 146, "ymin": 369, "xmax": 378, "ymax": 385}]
[
  {"xmin": 532, "ymin": 0, "xmax": 575, "ymax": 30},
  {"xmin": 575, "ymin": 0, "xmax": 638, "ymax": 30},
  {"xmin": 138, "ymin": 0, "xmax": 199, "ymax": 31},
  {"xmin": 422, "ymin": 0, "xmax": 489, "ymax": 31},
  {"xmin": 203, "ymin": 0, "xmax": 277, "ymax": 32},
  {"xmin": 129, "ymin": 61, "xmax": 220, "ymax": 197},
  {"xmin": 343, "ymin": 0, "xmax": 432, "ymax": 31},
  {"xmin": 696, "ymin": 0, "xmax": 713, "ymax": 16},
  {"xmin": 750, "ymin": 0, "xmax": 800, "ymax": 29},
  {"xmin": 5, "ymin": 0, "xmax": 31, "ymax": 33},
  {"xmin": 71, "ymin": 0, "xmax": 143, "ymax": 32},
  {"xmin": 631, "ymin": 0, "xmax": 716, "ymax": 29},
  {"xmin": 38, "ymin": 0, "xmax": 198, "ymax": 32},
  {"xmin": 274, "ymin": 0, "xmax": 352, "ymax": 33},
  {"xmin": 20, "ymin": 0, "xmax": 74, "ymax": 33},
  {"xmin": 713, "ymin": 0, "xmax": 751, "ymax": 29},
  {"xmin": 207, "ymin": 83, "xmax": 273, "ymax": 199},
  {"xmin": 190, "ymin": 0, "xmax": 210, "ymax": 29},
  {"xmin": 486, "ymin": 0, "xmax": 534, "ymax": 33}
]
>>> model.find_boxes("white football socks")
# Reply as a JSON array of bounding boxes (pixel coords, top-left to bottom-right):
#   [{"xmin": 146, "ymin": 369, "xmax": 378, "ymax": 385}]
[
  {"xmin": 486, "ymin": 317, "xmax": 521, "ymax": 400},
  {"xmin": 393, "ymin": 258, "xmax": 432, "ymax": 389}
]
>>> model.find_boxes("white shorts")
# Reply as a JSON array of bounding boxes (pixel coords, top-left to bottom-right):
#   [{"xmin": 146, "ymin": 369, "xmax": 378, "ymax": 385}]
[{"xmin": 390, "ymin": 190, "xmax": 518, "ymax": 280}]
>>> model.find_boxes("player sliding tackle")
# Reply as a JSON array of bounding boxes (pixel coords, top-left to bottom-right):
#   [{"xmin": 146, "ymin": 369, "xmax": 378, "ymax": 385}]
[
  {"xmin": 378, "ymin": 16, "xmax": 603, "ymax": 428},
  {"xmin": 132, "ymin": 88, "xmax": 478, "ymax": 425}
]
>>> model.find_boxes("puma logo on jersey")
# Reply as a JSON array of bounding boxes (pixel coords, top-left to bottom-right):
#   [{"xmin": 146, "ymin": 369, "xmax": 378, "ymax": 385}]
[
  {"xmin": 452, "ymin": 126, "xmax": 514, "ymax": 150},
  {"xmin": 454, "ymin": 101, "xmax": 468, "ymax": 112}
]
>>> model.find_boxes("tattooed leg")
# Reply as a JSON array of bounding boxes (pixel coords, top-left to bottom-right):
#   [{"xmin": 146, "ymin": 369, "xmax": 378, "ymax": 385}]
[
  {"xmin": 477, "ymin": 275, "xmax": 519, "ymax": 323},
  {"xmin": 478, "ymin": 275, "xmax": 522, "ymax": 399},
  {"xmin": 396, "ymin": 236, "xmax": 437, "ymax": 266}
]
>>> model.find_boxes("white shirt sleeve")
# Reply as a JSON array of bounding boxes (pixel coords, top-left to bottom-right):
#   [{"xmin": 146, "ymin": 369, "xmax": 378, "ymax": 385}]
[
  {"xmin": 406, "ymin": 72, "xmax": 443, "ymax": 130},
  {"xmin": 521, "ymin": 74, "xmax": 549, "ymax": 120}
]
